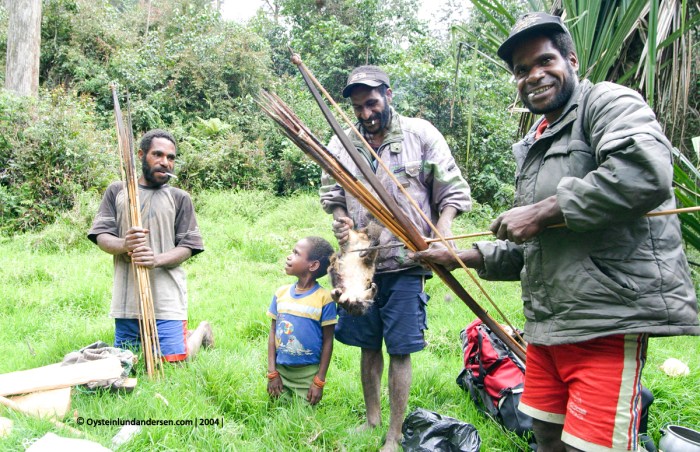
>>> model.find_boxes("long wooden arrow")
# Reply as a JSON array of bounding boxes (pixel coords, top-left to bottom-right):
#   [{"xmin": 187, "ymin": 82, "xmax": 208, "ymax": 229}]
[{"xmin": 351, "ymin": 205, "xmax": 700, "ymax": 251}]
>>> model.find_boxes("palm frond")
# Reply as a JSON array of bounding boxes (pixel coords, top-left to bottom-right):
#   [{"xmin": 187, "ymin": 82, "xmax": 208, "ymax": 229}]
[
  {"xmin": 471, "ymin": 0, "xmax": 515, "ymax": 35},
  {"xmin": 671, "ymin": 148, "xmax": 700, "ymax": 252}
]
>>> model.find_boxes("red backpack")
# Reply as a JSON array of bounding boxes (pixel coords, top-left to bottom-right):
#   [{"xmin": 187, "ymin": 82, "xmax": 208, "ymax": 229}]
[{"xmin": 456, "ymin": 319, "xmax": 533, "ymax": 436}]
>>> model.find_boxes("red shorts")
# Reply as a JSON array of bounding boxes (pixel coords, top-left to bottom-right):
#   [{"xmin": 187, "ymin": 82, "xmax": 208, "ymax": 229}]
[{"xmin": 519, "ymin": 334, "xmax": 647, "ymax": 451}]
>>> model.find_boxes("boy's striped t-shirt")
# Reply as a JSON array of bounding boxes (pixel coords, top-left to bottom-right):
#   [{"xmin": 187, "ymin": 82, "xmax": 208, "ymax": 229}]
[{"xmin": 267, "ymin": 283, "xmax": 337, "ymax": 366}]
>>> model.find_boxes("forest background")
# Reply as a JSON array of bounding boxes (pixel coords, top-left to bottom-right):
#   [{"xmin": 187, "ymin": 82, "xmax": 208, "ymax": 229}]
[
  {"xmin": 0, "ymin": 0, "xmax": 699, "ymax": 450},
  {"xmin": 0, "ymin": 0, "xmax": 699, "ymax": 234}
]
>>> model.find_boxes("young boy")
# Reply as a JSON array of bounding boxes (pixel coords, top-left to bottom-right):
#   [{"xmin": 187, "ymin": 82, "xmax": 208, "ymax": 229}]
[{"xmin": 267, "ymin": 236, "xmax": 336, "ymax": 405}]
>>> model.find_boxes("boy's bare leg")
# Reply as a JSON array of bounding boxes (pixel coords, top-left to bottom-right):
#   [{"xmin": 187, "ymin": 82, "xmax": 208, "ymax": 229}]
[
  {"xmin": 360, "ymin": 348, "xmax": 384, "ymax": 430},
  {"xmin": 185, "ymin": 321, "xmax": 214, "ymax": 361},
  {"xmin": 381, "ymin": 354, "xmax": 411, "ymax": 452}
]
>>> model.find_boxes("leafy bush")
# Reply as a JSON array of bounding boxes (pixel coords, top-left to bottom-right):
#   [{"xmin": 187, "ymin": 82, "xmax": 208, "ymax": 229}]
[
  {"xmin": 41, "ymin": 0, "xmax": 133, "ymax": 106},
  {"xmin": 29, "ymin": 189, "xmax": 103, "ymax": 253},
  {"xmin": 174, "ymin": 118, "xmax": 272, "ymax": 192},
  {"xmin": 0, "ymin": 88, "xmax": 117, "ymax": 235},
  {"xmin": 282, "ymin": 0, "xmax": 425, "ymax": 98},
  {"xmin": 40, "ymin": 0, "xmax": 273, "ymax": 133}
]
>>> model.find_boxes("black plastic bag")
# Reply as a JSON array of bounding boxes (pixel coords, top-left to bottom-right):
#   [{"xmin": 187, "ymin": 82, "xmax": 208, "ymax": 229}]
[{"xmin": 402, "ymin": 408, "xmax": 481, "ymax": 452}]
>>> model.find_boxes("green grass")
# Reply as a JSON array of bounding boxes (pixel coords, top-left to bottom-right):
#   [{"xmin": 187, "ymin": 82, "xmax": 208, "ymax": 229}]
[{"xmin": 0, "ymin": 190, "xmax": 698, "ymax": 451}]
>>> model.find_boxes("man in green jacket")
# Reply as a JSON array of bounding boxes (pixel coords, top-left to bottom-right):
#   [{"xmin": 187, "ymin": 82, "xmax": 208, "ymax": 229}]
[{"xmin": 413, "ymin": 12, "xmax": 699, "ymax": 452}]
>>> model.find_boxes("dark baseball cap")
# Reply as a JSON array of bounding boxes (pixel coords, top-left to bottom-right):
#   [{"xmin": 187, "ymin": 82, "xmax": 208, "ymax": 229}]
[
  {"xmin": 497, "ymin": 12, "xmax": 570, "ymax": 63},
  {"xmin": 342, "ymin": 65, "xmax": 390, "ymax": 98}
]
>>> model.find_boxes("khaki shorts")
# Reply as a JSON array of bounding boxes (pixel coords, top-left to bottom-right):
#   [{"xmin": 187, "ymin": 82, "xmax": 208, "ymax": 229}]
[{"xmin": 277, "ymin": 363, "xmax": 320, "ymax": 399}]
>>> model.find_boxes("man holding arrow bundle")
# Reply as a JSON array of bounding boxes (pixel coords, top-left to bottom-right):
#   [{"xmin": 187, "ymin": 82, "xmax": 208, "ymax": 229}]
[
  {"xmin": 413, "ymin": 13, "xmax": 699, "ymax": 452},
  {"xmin": 320, "ymin": 66, "xmax": 472, "ymax": 451},
  {"xmin": 89, "ymin": 129, "xmax": 213, "ymax": 363}
]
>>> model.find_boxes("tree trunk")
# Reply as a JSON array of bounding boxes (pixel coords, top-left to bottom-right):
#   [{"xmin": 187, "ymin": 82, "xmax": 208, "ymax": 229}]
[{"xmin": 5, "ymin": 0, "xmax": 42, "ymax": 97}]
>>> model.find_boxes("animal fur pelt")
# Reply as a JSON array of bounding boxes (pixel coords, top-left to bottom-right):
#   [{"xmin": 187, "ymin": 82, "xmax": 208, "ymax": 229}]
[{"xmin": 329, "ymin": 223, "xmax": 382, "ymax": 315}]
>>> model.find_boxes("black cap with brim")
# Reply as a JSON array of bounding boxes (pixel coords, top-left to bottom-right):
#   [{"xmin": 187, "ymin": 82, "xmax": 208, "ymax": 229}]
[
  {"xmin": 497, "ymin": 12, "xmax": 569, "ymax": 64},
  {"xmin": 342, "ymin": 66, "xmax": 391, "ymax": 98}
]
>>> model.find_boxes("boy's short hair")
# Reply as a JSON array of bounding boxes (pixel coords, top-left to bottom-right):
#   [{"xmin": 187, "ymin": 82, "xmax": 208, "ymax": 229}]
[{"xmin": 305, "ymin": 236, "xmax": 334, "ymax": 278}]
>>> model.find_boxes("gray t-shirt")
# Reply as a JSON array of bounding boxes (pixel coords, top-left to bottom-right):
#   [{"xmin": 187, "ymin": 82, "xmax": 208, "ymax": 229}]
[{"xmin": 88, "ymin": 182, "xmax": 204, "ymax": 320}]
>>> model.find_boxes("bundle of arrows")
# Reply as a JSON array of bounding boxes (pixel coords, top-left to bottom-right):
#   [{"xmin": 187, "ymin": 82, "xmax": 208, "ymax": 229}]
[{"xmin": 110, "ymin": 84, "xmax": 163, "ymax": 379}]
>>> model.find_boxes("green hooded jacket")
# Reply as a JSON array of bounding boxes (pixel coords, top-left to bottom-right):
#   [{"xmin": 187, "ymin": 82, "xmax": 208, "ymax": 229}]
[{"xmin": 475, "ymin": 80, "xmax": 699, "ymax": 346}]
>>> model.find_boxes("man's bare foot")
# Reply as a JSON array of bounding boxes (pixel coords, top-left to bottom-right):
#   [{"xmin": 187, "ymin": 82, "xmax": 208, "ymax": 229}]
[
  {"xmin": 200, "ymin": 321, "xmax": 214, "ymax": 348},
  {"xmin": 351, "ymin": 421, "xmax": 380, "ymax": 434},
  {"xmin": 379, "ymin": 437, "xmax": 401, "ymax": 452}
]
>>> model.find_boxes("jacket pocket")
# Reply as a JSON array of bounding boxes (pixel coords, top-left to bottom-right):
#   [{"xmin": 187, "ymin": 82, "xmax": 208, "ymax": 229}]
[
  {"xmin": 581, "ymin": 257, "xmax": 640, "ymax": 303},
  {"xmin": 394, "ymin": 160, "xmax": 422, "ymax": 187},
  {"xmin": 405, "ymin": 160, "xmax": 422, "ymax": 177},
  {"xmin": 542, "ymin": 141, "xmax": 596, "ymax": 180},
  {"xmin": 543, "ymin": 143, "xmax": 570, "ymax": 159}
]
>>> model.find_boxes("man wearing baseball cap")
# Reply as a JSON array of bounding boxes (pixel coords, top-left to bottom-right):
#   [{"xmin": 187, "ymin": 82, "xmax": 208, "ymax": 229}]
[
  {"xmin": 412, "ymin": 11, "xmax": 698, "ymax": 452},
  {"xmin": 320, "ymin": 65, "xmax": 472, "ymax": 451}
]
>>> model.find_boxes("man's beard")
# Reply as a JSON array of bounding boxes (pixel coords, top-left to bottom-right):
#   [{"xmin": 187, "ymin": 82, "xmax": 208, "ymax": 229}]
[
  {"xmin": 377, "ymin": 102, "xmax": 392, "ymax": 130},
  {"xmin": 521, "ymin": 65, "xmax": 577, "ymax": 115},
  {"xmin": 142, "ymin": 158, "xmax": 167, "ymax": 187},
  {"xmin": 362, "ymin": 100, "xmax": 392, "ymax": 133}
]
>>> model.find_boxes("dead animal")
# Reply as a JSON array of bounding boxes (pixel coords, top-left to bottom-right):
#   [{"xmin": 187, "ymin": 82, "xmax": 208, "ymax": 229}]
[{"xmin": 329, "ymin": 224, "xmax": 381, "ymax": 315}]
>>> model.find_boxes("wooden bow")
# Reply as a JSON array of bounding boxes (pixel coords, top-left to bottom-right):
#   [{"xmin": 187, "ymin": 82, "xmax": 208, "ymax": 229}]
[{"xmin": 288, "ymin": 53, "xmax": 527, "ymax": 362}]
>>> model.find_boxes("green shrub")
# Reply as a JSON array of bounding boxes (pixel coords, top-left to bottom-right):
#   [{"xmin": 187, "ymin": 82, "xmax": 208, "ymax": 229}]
[
  {"xmin": 29, "ymin": 189, "xmax": 103, "ymax": 253},
  {"xmin": 40, "ymin": 0, "xmax": 273, "ymax": 132},
  {"xmin": 174, "ymin": 119, "xmax": 272, "ymax": 192},
  {"xmin": 0, "ymin": 88, "xmax": 117, "ymax": 235}
]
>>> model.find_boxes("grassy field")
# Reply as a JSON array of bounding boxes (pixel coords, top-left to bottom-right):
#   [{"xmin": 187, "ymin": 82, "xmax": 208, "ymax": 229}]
[{"xmin": 0, "ymin": 190, "xmax": 698, "ymax": 451}]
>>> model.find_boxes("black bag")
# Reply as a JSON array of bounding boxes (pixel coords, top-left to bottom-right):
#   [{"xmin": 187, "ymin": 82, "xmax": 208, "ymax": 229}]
[
  {"xmin": 456, "ymin": 319, "xmax": 533, "ymax": 436},
  {"xmin": 402, "ymin": 408, "xmax": 481, "ymax": 452}
]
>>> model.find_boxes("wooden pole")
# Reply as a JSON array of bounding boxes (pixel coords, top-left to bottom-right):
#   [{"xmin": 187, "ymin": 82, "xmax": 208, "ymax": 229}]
[{"xmin": 0, "ymin": 395, "xmax": 83, "ymax": 436}]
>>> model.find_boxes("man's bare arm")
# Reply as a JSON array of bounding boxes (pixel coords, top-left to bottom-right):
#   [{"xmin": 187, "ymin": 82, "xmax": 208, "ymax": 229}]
[{"xmin": 96, "ymin": 228, "xmax": 192, "ymax": 269}]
